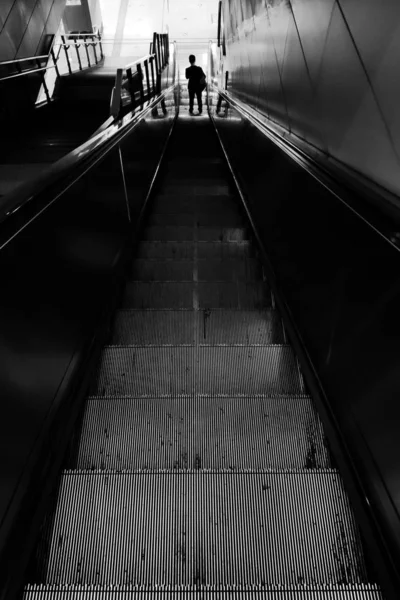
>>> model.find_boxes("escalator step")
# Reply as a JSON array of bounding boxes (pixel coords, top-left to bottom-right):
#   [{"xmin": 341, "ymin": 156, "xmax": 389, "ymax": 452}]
[
  {"xmin": 131, "ymin": 259, "xmax": 194, "ymax": 281},
  {"xmin": 40, "ymin": 470, "xmax": 366, "ymax": 585},
  {"xmin": 197, "ymin": 258, "xmax": 262, "ymax": 281},
  {"xmin": 147, "ymin": 212, "xmax": 243, "ymax": 227},
  {"xmin": 74, "ymin": 394, "xmax": 328, "ymax": 470},
  {"xmin": 135, "ymin": 241, "xmax": 257, "ymax": 260},
  {"xmin": 197, "ymin": 241, "xmax": 257, "ymax": 259},
  {"xmin": 122, "ymin": 281, "xmax": 271, "ymax": 309},
  {"xmin": 141, "ymin": 226, "xmax": 250, "ymax": 242},
  {"xmin": 110, "ymin": 310, "xmax": 284, "ymax": 345},
  {"xmin": 130, "ymin": 258, "xmax": 262, "ymax": 282},
  {"xmin": 90, "ymin": 346, "xmax": 302, "ymax": 396},
  {"xmin": 23, "ymin": 583, "xmax": 385, "ymax": 599},
  {"xmin": 151, "ymin": 195, "xmax": 237, "ymax": 214},
  {"xmin": 162, "ymin": 184, "xmax": 231, "ymax": 195}
]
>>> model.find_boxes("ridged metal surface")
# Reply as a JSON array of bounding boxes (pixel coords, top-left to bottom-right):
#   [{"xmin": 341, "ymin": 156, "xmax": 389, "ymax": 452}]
[
  {"xmin": 42, "ymin": 471, "xmax": 366, "ymax": 585},
  {"xmin": 90, "ymin": 346, "xmax": 302, "ymax": 397},
  {"xmin": 74, "ymin": 395, "xmax": 328, "ymax": 470},
  {"xmin": 131, "ymin": 259, "xmax": 195, "ymax": 282},
  {"xmin": 122, "ymin": 282, "xmax": 271, "ymax": 309},
  {"xmin": 23, "ymin": 583, "xmax": 384, "ymax": 599},
  {"xmin": 147, "ymin": 212, "xmax": 243, "ymax": 227},
  {"xmin": 110, "ymin": 310, "xmax": 284, "ymax": 345},
  {"xmin": 151, "ymin": 195, "xmax": 238, "ymax": 214},
  {"xmin": 141, "ymin": 226, "xmax": 250, "ymax": 242},
  {"xmin": 161, "ymin": 184, "xmax": 231, "ymax": 196},
  {"xmin": 130, "ymin": 258, "xmax": 262, "ymax": 282},
  {"xmin": 135, "ymin": 241, "xmax": 256, "ymax": 260}
]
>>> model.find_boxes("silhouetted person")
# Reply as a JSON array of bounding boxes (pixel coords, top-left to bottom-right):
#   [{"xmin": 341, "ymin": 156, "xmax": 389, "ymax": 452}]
[{"xmin": 185, "ymin": 54, "xmax": 205, "ymax": 115}]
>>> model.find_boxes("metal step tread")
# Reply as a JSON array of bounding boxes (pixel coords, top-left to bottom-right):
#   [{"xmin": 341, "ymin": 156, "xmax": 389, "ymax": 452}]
[
  {"xmin": 110, "ymin": 309, "xmax": 284, "ymax": 345},
  {"xmin": 23, "ymin": 583, "xmax": 384, "ymax": 599},
  {"xmin": 90, "ymin": 345, "xmax": 302, "ymax": 396},
  {"xmin": 151, "ymin": 195, "xmax": 237, "ymax": 213},
  {"xmin": 146, "ymin": 213, "xmax": 244, "ymax": 227},
  {"xmin": 122, "ymin": 281, "xmax": 271, "ymax": 309},
  {"xmin": 141, "ymin": 226, "xmax": 250, "ymax": 242},
  {"xmin": 161, "ymin": 185, "xmax": 231, "ymax": 195},
  {"xmin": 74, "ymin": 394, "xmax": 328, "ymax": 470},
  {"xmin": 130, "ymin": 257, "xmax": 263, "ymax": 282},
  {"xmin": 39, "ymin": 470, "xmax": 366, "ymax": 585},
  {"xmin": 135, "ymin": 241, "xmax": 257, "ymax": 260}
]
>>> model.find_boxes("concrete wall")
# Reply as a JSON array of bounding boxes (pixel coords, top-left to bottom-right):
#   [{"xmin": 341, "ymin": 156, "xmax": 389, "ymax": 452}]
[
  {"xmin": 63, "ymin": 0, "xmax": 92, "ymax": 33},
  {"xmin": 222, "ymin": 0, "xmax": 400, "ymax": 199},
  {"xmin": 0, "ymin": 0, "xmax": 67, "ymax": 61}
]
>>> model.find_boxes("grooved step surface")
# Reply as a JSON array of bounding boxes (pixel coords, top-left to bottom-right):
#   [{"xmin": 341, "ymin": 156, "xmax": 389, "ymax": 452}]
[
  {"xmin": 110, "ymin": 310, "xmax": 284, "ymax": 345},
  {"xmin": 23, "ymin": 584, "xmax": 384, "ymax": 599},
  {"xmin": 141, "ymin": 226, "xmax": 250, "ymax": 242},
  {"xmin": 131, "ymin": 260, "xmax": 194, "ymax": 282},
  {"xmin": 130, "ymin": 259, "xmax": 262, "ymax": 282},
  {"xmin": 75, "ymin": 395, "xmax": 329, "ymax": 470},
  {"xmin": 90, "ymin": 346, "xmax": 303, "ymax": 397},
  {"xmin": 135, "ymin": 242, "xmax": 256, "ymax": 260},
  {"xmin": 161, "ymin": 184, "xmax": 231, "ymax": 195},
  {"xmin": 147, "ymin": 212, "xmax": 243, "ymax": 227},
  {"xmin": 42, "ymin": 471, "xmax": 366, "ymax": 585},
  {"xmin": 151, "ymin": 195, "xmax": 237, "ymax": 214},
  {"xmin": 122, "ymin": 282, "xmax": 271, "ymax": 309}
]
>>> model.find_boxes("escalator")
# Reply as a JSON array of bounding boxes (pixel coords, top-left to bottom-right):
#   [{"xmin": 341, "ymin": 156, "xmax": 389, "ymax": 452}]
[{"xmin": 22, "ymin": 114, "xmax": 383, "ymax": 598}]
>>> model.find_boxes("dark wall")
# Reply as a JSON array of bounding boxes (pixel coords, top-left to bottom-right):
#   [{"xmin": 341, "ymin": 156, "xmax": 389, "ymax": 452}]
[
  {"xmin": 0, "ymin": 0, "xmax": 66, "ymax": 61},
  {"xmin": 221, "ymin": 0, "xmax": 400, "ymax": 200}
]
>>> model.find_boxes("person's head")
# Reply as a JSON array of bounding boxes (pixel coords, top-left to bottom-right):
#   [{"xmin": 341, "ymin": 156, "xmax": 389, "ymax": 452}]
[{"xmin": 189, "ymin": 54, "xmax": 196, "ymax": 65}]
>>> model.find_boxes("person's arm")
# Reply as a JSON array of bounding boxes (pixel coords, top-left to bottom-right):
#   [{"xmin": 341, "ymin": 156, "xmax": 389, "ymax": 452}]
[
  {"xmin": 200, "ymin": 68, "xmax": 206, "ymax": 78},
  {"xmin": 185, "ymin": 67, "xmax": 190, "ymax": 80}
]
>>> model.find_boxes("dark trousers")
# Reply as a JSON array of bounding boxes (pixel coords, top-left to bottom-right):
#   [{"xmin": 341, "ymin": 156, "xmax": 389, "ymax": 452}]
[{"xmin": 189, "ymin": 87, "xmax": 202, "ymax": 112}]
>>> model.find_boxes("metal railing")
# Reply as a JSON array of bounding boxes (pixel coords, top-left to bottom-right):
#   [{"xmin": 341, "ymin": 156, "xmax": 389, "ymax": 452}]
[
  {"xmin": 110, "ymin": 33, "xmax": 170, "ymax": 119},
  {"xmin": 0, "ymin": 30, "xmax": 104, "ymax": 104},
  {"xmin": 58, "ymin": 31, "xmax": 104, "ymax": 75}
]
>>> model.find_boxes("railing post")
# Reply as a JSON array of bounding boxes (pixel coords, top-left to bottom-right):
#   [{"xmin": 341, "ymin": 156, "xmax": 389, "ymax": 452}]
[
  {"xmin": 74, "ymin": 40, "xmax": 83, "ymax": 70},
  {"xmin": 92, "ymin": 36, "xmax": 98, "ymax": 64},
  {"xmin": 161, "ymin": 35, "xmax": 165, "ymax": 67},
  {"xmin": 36, "ymin": 58, "xmax": 51, "ymax": 103},
  {"xmin": 126, "ymin": 67, "xmax": 135, "ymax": 107},
  {"xmin": 149, "ymin": 55, "xmax": 156, "ymax": 95},
  {"xmin": 136, "ymin": 63, "xmax": 144, "ymax": 109},
  {"xmin": 155, "ymin": 34, "xmax": 161, "ymax": 71},
  {"xmin": 98, "ymin": 31, "xmax": 104, "ymax": 61},
  {"xmin": 163, "ymin": 35, "xmax": 168, "ymax": 66},
  {"xmin": 84, "ymin": 38, "xmax": 91, "ymax": 67},
  {"xmin": 51, "ymin": 48, "xmax": 60, "ymax": 78},
  {"xmin": 110, "ymin": 68, "xmax": 123, "ymax": 118},
  {"xmin": 62, "ymin": 35, "xmax": 72, "ymax": 74},
  {"xmin": 144, "ymin": 59, "xmax": 150, "ymax": 102},
  {"xmin": 152, "ymin": 33, "xmax": 158, "ymax": 70},
  {"xmin": 152, "ymin": 34, "xmax": 160, "ymax": 94}
]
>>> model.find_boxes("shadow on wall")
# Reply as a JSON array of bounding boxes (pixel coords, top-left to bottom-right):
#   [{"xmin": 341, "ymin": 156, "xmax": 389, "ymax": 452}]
[{"xmin": 221, "ymin": 0, "xmax": 400, "ymax": 199}]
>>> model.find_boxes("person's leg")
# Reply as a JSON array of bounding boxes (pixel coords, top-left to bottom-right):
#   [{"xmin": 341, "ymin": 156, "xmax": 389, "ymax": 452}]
[
  {"xmin": 189, "ymin": 88, "xmax": 195, "ymax": 113},
  {"xmin": 197, "ymin": 89, "xmax": 203, "ymax": 114}
]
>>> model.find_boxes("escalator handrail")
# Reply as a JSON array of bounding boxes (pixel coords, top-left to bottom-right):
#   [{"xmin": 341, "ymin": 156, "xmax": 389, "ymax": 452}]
[
  {"xmin": 0, "ymin": 64, "xmax": 57, "ymax": 82},
  {"xmin": 124, "ymin": 54, "xmax": 155, "ymax": 70},
  {"xmin": 0, "ymin": 54, "xmax": 49, "ymax": 66},
  {"xmin": 0, "ymin": 78, "xmax": 177, "ymax": 251},
  {"xmin": 210, "ymin": 83, "xmax": 400, "ymax": 251}
]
